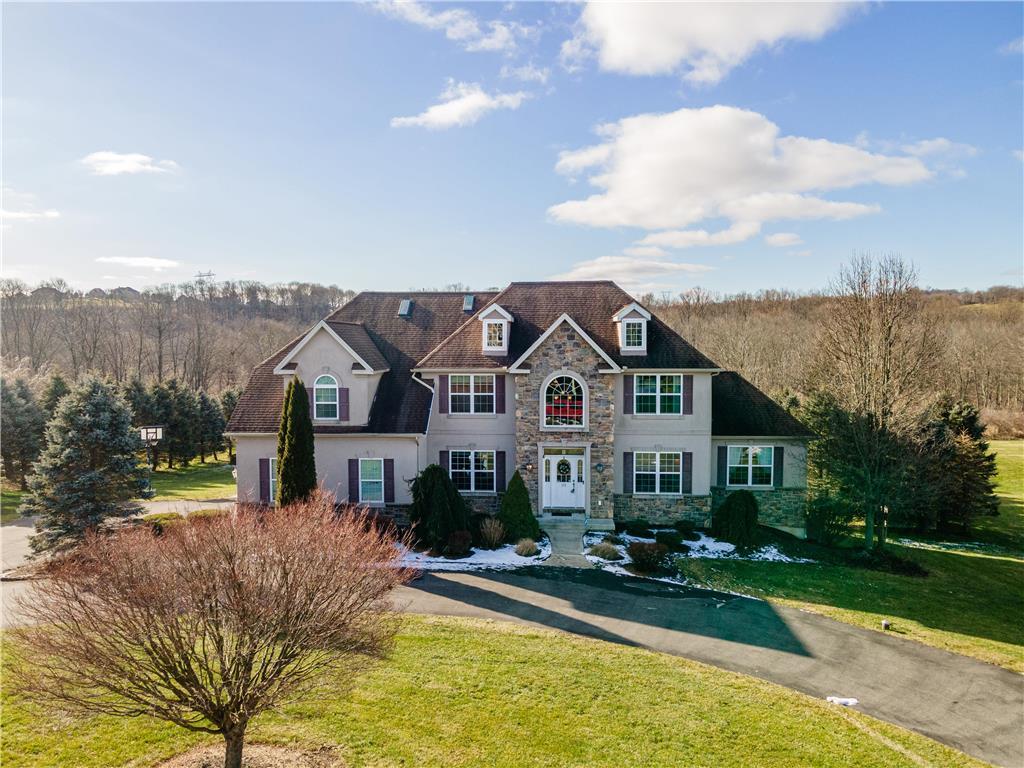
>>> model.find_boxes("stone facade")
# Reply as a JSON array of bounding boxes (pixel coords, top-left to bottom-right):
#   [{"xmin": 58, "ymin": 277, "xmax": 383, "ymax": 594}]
[
  {"xmin": 613, "ymin": 494, "xmax": 712, "ymax": 526},
  {"xmin": 463, "ymin": 494, "xmax": 502, "ymax": 516},
  {"xmin": 711, "ymin": 487, "xmax": 808, "ymax": 534},
  {"xmin": 512, "ymin": 322, "xmax": 616, "ymax": 520}
]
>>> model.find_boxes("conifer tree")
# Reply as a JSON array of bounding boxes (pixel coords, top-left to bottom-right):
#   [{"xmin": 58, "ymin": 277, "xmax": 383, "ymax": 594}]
[
  {"xmin": 197, "ymin": 391, "xmax": 226, "ymax": 462},
  {"xmin": 41, "ymin": 374, "xmax": 70, "ymax": 417},
  {"xmin": 0, "ymin": 380, "xmax": 46, "ymax": 490},
  {"xmin": 275, "ymin": 377, "xmax": 316, "ymax": 505},
  {"xmin": 498, "ymin": 471, "xmax": 541, "ymax": 542}
]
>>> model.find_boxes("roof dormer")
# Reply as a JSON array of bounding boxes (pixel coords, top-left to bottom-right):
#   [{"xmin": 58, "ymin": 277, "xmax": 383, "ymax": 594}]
[
  {"xmin": 479, "ymin": 304, "xmax": 513, "ymax": 355},
  {"xmin": 613, "ymin": 302, "xmax": 651, "ymax": 355}
]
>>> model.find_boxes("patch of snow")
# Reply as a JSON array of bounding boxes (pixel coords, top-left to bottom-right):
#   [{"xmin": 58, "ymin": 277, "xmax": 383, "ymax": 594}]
[
  {"xmin": 826, "ymin": 696, "xmax": 859, "ymax": 707},
  {"xmin": 583, "ymin": 529, "xmax": 814, "ymax": 565},
  {"xmin": 894, "ymin": 537, "xmax": 1020, "ymax": 559},
  {"xmin": 399, "ymin": 539, "xmax": 551, "ymax": 571}
]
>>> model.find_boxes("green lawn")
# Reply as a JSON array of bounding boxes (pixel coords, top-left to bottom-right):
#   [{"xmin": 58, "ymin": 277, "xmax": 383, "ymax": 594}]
[
  {"xmin": 149, "ymin": 459, "xmax": 236, "ymax": 501},
  {"xmin": 0, "ymin": 615, "xmax": 985, "ymax": 768},
  {"xmin": 1, "ymin": 481, "xmax": 25, "ymax": 524},
  {"xmin": 678, "ymin": 439, "xmax": 1024, "ymax": 672}
]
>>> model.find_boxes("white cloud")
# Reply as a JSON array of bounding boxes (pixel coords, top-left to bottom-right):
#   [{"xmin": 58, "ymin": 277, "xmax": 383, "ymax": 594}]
[
  {"xmin": 789, "ymin": 249, "xmax": 812, "ymax": 257},
  {"xmin": 1014, "ymin": 150, "xmax": 1024, "ymax": 162},
  {"xmin": 552, "ymin": 253, "xmax": 713, "ymax": 294},
  {"xmin": 95, "ymin": 256, "xmax": 181, "ymax": 272},
  {"xmin": 561, "ymin": 2, "xmax": 860, "ymax": 84},
  {"xmin": 901, "ymin": 138, "xmax": 977, "ymax": 158},
  {"xmin": 0, "ymin": 208, "xmax": 60, "ymax": 222},
  {"xmin": 622, "ymin": 245, "xmax": 667, "ymax": 258},
  {"xmin": 764, "ymin": 232, "xmax": 803, "ymax": 247},
  {"xmin": 81, "ymin": 151, "xmax": 180, "ymax": 176},
  {"xmin": 376, "ymin": 1, "xmax": 535, "ymax": 54},
  {"xmin": 500, "ymin": 62, "xmax": 550, "ymax": 84},
  {"xmin": 549, "ymin": 106, "xmax": 932, "ymax": 251},
  {"xmin": 391, "ymin": 80, "xmax": 528, "ymax": 129},
  {"xmin": 1, "ymin": 188, "xmax": 60, "ymax": 224},
  {"xmin": 999, "ymin": 37, "xmax": 1024, "ymax": 55}
]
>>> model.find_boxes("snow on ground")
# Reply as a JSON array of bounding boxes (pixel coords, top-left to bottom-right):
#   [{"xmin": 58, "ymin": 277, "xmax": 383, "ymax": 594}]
[
  {"xmin": 399, "ymin": 538, "xmax": 551, "ymax": 571},
  {"xmin": 893, "ymin": 537, "xmax": 1020, "ymax": 559},
  {"xmin": 583, "ymin": 529, "xmax": 814, "ymax": 568}
]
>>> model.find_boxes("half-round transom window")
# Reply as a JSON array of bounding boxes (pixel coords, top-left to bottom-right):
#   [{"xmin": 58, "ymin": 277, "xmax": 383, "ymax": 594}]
[
  {"xmin": 545, "ymin": 375, "xmax": 584, "ymax": 427},
  {"xmin": 313, "ymin": 375, "xmax": 338, "ymax": 419}
]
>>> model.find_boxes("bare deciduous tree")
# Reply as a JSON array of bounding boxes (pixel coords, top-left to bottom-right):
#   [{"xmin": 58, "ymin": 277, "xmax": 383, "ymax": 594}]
[{"xmin": 11, "ymin": 493, "xmax": 414, "ymax": 768}]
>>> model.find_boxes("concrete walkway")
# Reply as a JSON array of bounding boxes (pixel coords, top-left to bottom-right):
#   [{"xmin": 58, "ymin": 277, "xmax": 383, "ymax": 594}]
[
  {"xmin": 541, "ymin": 518, "xmax": 592, "ymax": 568},
  {"xmin": 396, "ymin": 568, "xmax": 1024, "ymax": 768}
]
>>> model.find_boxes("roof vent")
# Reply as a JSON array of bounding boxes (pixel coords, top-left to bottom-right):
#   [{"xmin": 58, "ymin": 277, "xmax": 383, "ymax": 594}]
[
  {"xmin": 462, "ymin": 294, "xmax": 475, "ymax": 312},
  {"xmin": 398, "ymin": 298, "xmax": 413, "ymax": 317}
]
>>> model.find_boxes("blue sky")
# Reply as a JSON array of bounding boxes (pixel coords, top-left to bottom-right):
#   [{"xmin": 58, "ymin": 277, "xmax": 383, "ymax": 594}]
[{"xmin": 3, "ymin": 2, "xmax": 1022, "ymax": 296}]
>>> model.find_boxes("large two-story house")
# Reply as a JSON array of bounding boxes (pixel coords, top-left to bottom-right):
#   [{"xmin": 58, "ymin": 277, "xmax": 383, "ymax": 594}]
[{"xmin": 226, "ymin": 281, "xmax": 814, "ymax": 536}]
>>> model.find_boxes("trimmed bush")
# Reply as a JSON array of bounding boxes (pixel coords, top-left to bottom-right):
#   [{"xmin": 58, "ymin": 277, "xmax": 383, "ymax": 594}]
[
  {"xmin": 498, "ymin": 471, "xmax": 541, "ymax": 542},
  {"xmin": 445, "ymin": 530, "xmax": 473, "ymax": 558},
  {"xmin": 806, "ymin": 494, "xmax": 856, "ymax": 546},
  {"xmin": 587, "ymin": 542, "xmax": 623, "ymax": 561},
  {"xmin": 409, "ymin": 464, "xmax": 470, "ymax": 549},
  {"xmin": 673, "ymin": 520, "xmax": 700, "ymax": 540},
  {"xmin": 602, "ymin": 533, "xmax": 624, "ymax": 545},
  {"xmin": 654, "ymin": 531, "xmax": 690, "ymax": 553},
  {"xmin": 622, "ymin": 519, "xmax": 655, "ymax": 538},
  {"xmin": 712, "ymin": 490, "xmax": 759, "ymax": 550},
  {"xmin": 627, "ymin": 542, "xmax": 669, "ymax": 574},
  {"xmin": 514, "ymin": 538, "xmax": 539, "ymax": 557},
  {"xmin": 478, "ymin": 518, "xmax": 505, "ymax": 550}
]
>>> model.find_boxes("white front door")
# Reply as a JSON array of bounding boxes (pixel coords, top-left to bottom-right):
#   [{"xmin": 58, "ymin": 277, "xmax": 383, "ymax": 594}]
[{"xmin": 542, "ymin": 450, "xmax": 586, "ymax": 510}]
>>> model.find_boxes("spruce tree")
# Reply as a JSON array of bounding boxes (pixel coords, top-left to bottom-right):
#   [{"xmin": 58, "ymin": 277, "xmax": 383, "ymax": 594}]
[
  {"xmin": 275, "ymin": 377, "xmax": 316, "ymax": 506},
  {"xmin": 23, "ymin": 378, "xmax": 152, "ymax": 552},
  {"xmin": 197, "ymin": 391, "xmax": 226, "ymax": 462},
  {"xmin": 0, "ymin": 380, "xmax": 46, "ymax": 490},
  {"xmin": 219, "ymin": 388, "xmax": 241, "ymax": 462},
  {"xmin": 408, "ymin": 464, "xmax": 469, "ymax": 548},
  {"xmin": 497, "ymin": 471, "xmax": 541, "ymax": 542},
  {"xmin": 41, "ymin": 374, "xmax": 70, "ymax": 418}
]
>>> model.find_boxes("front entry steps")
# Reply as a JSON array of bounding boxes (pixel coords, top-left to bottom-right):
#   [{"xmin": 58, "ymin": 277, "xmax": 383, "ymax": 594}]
[{"xmin": 538, "ymin": 516, "xmax": 591, "ymax": 568}]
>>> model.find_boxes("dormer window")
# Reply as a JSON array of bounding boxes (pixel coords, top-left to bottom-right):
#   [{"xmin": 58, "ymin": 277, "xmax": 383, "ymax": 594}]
[
  {"xmin": 613, "ymin": 301, "xmax": 651, "ymax": 354},
  {"xmin": 479, "ymin": 303, "xmax": 513, "ymax": 354},
  {"xmin": 623, "ymin": 319, "xmax": 645, "ymax": 349}
]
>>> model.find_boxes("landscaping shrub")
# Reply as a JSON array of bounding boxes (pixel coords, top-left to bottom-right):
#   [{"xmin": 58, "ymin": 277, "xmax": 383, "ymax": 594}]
[
  {"xmin": 673, "ymin": 520, "xmax": 700, "ymax": 539},
  {"xmin": 445, "ymin": 530, "xmax": 473, "ymax": 558},
  {"xmin": 514, "ymin": 538, "xmax": 539, "ymax": 557},
  {"xmin": 498, "ymin": 471, "xmax": 541, "ymax": 542},
  {"xmin": 712, "ymin": 490, "xmax": 759, "ymax": 550},
  {"xmin": 602, "ymin": 533, "xmax": 624, "ymax": 545},
  {"xmin": 587, "ymin": 542, "xmax": 623, "ymax": 561},
  {"xmin": 655, "ymin": 531, "xmax": 690, "ymax": 552},
  {"xmin": 409, "ymin": 464, "xmax": 470, "ymax": 549},
  {"xmin": 478, "ymin": 518, "xmax": 505, "ymax": 550},
  {"xmin": 806, "ymin": 494, "xmax": 856, "ymax": 546},
  {"xmin": 621, "ymin": 519, "xmax": 654, "ymax": 538},
  {"xmin": 627, "ymin": 542, "xmax": 669, "ymax": 574}
]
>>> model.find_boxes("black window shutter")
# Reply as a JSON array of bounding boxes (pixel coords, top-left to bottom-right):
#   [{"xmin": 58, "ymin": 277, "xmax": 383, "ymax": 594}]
[
  {"xmin": 384, "ymin": 459, "xmax": 395, "ymax": 503},
  {"xmin": 339, "ymin": 388, "xmax": 350, "ymax": 421},
  {"xmin": 495, "ymin": 375, "xmax": 505, "ymax": 414},
  {"xmin": 623, "ymin": 451, "xmax": 633, "ymax": 493},
  {"xmin": 682, "ymin": 452, "xmax": 693, "ymax": 494},
  {"xmin": 259, "ymin": 458, "xmax": 270, "ymax": 504},
  {"xmin": 623, "ymin": 375, "xmax": 634, "ymax": 415},
  {"xmin": 683, "ymin": 375, "xmax": 693, "ymax": 415},
  {"xmin": 717, "ymin": 445, "xmax": 727, "ymax": 486},
  {"xmin": 438, "ymin": 375, "xmax": 449, "ymax": 414},
  {"xmin": 348, "ymin": 458, "xmax": 359, "ymax": 502},
  {"xmin": 496, "ymin": 450, "xmax": 506, "ymax": 491},
  {"xmin": 773, "ymin": 446, "xmax": 784, "ymax": 488},
  {"xmin": 440, "ymin": 450, "xmax": 449, "ymax": 473}
]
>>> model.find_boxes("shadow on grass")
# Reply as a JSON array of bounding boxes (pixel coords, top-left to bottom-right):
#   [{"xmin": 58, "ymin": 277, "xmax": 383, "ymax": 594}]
[{"xmin": 150, "ymin": 462, "xmax": 235, "ymax": 500}]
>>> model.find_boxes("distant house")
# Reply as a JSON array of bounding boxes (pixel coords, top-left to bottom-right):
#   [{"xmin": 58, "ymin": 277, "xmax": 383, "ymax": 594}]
[{"xmin": 227, "ymin": 281, "xmax": 814, "ymax": 536}]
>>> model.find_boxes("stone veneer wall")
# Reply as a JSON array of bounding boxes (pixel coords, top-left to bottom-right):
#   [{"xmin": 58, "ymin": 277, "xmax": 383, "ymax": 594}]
[
  {"xmin": 711, "ymin": 487, "xmax": 808, "ymax": 533},
  {"xmin": 513, "ymin": 323, "xmax": 615, "ymax": 520},
  {"xmin": 613, "ymin": 494, "xmax": 712, "ymax": 526}
]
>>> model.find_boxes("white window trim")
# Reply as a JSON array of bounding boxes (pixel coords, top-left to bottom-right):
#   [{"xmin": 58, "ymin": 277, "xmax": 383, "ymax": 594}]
[
  {"xmin": 726, "ymin": 445, "xmax": 774, "ymax": 488},
  {"xmin": 540, "ymin": 371, "xmax": 588, "ymax": 431},
  {"xmin": 313, "ymin": 374, "xmax": 339, "ymax": 421},
  {"xmin": 448, "ymin": 373, "xmax": 496, "ymax": 415},
  {"xmin": 482, "ymin": 319, "xmax": 508, "ymax": 353},
  {"xmin": 622, "ymin": 318, "xmax": 647, "ymax": 350},
  {"xmin": 633, "ymin": 374, "xmax": 682, "ymax": 415},
  {"xmin": 633, "ymin": 451, "xmax": 683, "ymax": 496},
  {"xmin": 448, "ymin": 449, "xmax": 497, "ymax": 495},
  {"xmin": 358, "ymin": 457, "xmax": 385, "ymax": 504},
  {"xmin": 269, "ymin": 457, "xmax": 278, "ymax": 505}
]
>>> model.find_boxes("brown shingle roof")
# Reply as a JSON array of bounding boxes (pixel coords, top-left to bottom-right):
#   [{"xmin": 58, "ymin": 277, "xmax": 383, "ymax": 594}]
[
  {"xmin": 416, "ymin": 281, "xmax": 719, "ymax": 370},
  {"xmin": 711, "ymin": 372, "xmax": 815, "ymax": 438},
  {"xmin": 226, "ymin": 292, "xmax": 496, "ymax": 434},
  {"xmin": 323, "ymin": 321, "xmax": 390, "ymax": 371}
]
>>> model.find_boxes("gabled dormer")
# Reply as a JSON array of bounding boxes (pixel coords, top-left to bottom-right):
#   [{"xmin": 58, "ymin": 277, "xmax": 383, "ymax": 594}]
[
  {"xmin": 613, "ymin": 302, "xmax": 651, "ymax": 355},
  {"xmin": 479, "ymin": 304, "xmax": 513, "ymax": 356}
]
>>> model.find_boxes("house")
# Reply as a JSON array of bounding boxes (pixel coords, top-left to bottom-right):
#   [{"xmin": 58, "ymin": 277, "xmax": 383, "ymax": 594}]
[{"xmin": 226, "ymin": 281, "xmax": 815, "ymax": 536}]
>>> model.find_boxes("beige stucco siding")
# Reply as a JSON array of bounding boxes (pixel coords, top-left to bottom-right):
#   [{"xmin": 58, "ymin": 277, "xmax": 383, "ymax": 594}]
[
  {"xmin": 424, "ymin": 372, "xmax": 516, "ymax": 470},
  {"xmin": 286, "ymin": 328, "xmax": 383, "ymax": 427},
  {"xmin": 614, "ymin": 371, "xmax": 713, "ymax": 436},
  {"xmin": 234, "ymin": 434, "xmax": 422, "ymax": 505},
  {"xmin": 612, "ymin": 435, "xmax": 712, "ymax": 495},
  {"xmin": 710, "ymin": 438, "xmax": 808, "ymax": 489}
]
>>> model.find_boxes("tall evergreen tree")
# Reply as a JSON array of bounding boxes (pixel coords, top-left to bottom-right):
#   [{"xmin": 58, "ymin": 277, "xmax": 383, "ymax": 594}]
[
  {"xmin": 197, "ymin": 391, "xmax": 226, "ymax": 463},
  {"xmin": 275, "ymin": 377, "xmax": 316, "ymax": 505},
  {"xmin": 23, "ymin": 378, "xmax": 152, "ymax": 552},
  {"xmin": 41, "ymin": 374, "xmax": 71, "ymax": 418},
  {"xmin": 1, "ymin": 380, "xmax": 47, "ymax": 490},
  {"xmin": 219, "ymin": 388, "xmax": 242, "ymax": 462},
  {"xmin": 121, "ymin": 379, "xmax": 153, "ymax": 426},
  {"xmin": 147, "ymin": 382, "xmax": 174, "ymax": 468}
]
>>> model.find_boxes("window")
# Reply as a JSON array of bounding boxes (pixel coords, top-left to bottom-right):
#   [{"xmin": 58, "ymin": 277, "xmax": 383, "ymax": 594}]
[
  {"xmin": 727, "ymin": 446, "xmax": 774, "ymax": 487},
  {"xmin": 545, "ymin": 375, "xmax": 584, "ymax": 428},
  {"xmin": 634, "ymin": 451, "xmax": 682, "ymax": 495},
  {"xmin": 634, "ymin": 374, "xmax": 681, "ymax": 414},
  {"xmin": 624, "ymin": 319, "xmax": 645, "ymax": 349},
  {"xmin": 269, "ymin": 457, "xmax": 278, "ymax": 505},
  {"xmin": 314, "ymin": 375, "xmax": 339, "ymax": 419},
  {"xmin": 449, "ymin": 450, "xmax": 495, "ymax": 493},
  {"xmin": 484, "ymin": 320, "xmax": 505, "ymax": 350},
  {"xmin": 359, "ymin": 458, "xmax": 384, "ymax": 503},
  {"xmin": 449, "ymin": 374, "xmax": 495, "ymax": 414}
]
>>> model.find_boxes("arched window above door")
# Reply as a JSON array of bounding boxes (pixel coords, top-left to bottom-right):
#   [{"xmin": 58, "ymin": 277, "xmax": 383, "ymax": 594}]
[{"xmin": 543, "ymin": 374, "xmax": 585, "ymax": 428}]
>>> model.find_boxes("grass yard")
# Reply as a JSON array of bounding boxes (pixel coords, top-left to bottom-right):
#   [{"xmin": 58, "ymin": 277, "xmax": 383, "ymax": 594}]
[
  {"xmin": 1, "ymin": 481, "xmax": 25, "ymax": 524},
  {"xmin": 678, "ymin": 439, "xmax": 1024, "ymax": 672},
  {"xmin": 0, "ymin": 615, "xmax": 985, "ymax": 768},
  {"xmin": 149, "ymin": 459, "xmax": 236, "ymax": 502}
]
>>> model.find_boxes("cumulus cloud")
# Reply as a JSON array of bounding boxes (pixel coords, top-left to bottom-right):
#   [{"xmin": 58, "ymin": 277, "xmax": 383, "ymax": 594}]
[
  {"xmin": 95, "ymin": 256, "xmax": 180, "ymax": 271},
  {"xmin": 764, "ymin": 232, "xmax": 802, "ymax": 247},
  {"xmin": 561, "ymin": 2, "xmax": 860, "ymax": 84},
  {"xmin": 377, "ymin": 1, "xmax": 535, "ymax": 54},
  {"xmin": 552, "ymin": 253, "xmax": 713, "ymax": 294},
  {"xmin": 901, "ymin": 138, "xmax": 977, "ymax": 158},
  {"xmin": 500, "ymin": 62, "xmax": 550, "ymax": 84},
  {"xmin": 549, "ymin": 106, "xmax": 932, "ymax": 251},
  {"xmin": 391, "ymin": 80, "xmax": 528, "ymax": 129},
  {"xmin": 1, "ymin": 188, "xmax": 60, "ymax": 225},
  {"xmin": 81, "ymin": 151, "xmax": 180, "ymax": 176}
]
